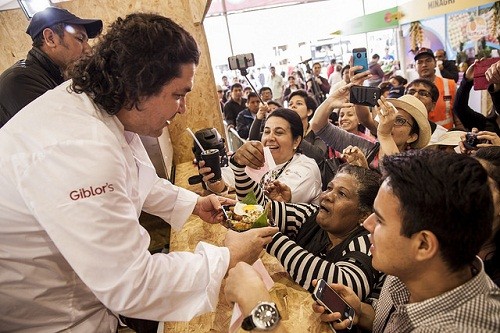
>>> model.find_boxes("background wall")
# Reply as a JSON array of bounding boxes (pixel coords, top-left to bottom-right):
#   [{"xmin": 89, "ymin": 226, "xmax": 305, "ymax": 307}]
[{"xmin": 0, "ymin": 0, "xmax": 224, "ymax": 165}]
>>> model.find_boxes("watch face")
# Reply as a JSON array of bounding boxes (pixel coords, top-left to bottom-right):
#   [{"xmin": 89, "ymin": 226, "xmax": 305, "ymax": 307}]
[{"xmin": 253, "ymin": 303, "xmax": 280, "ymax": 330}]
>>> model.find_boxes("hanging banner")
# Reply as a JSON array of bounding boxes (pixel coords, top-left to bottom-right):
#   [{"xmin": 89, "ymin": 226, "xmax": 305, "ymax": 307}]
[
  {"xmin": 399, "ymin": 0, "xmax": 494, "ymax": 24},
  {"xmin": 340, "ymin": 7, "xmax": 401, "ymax": 35}
]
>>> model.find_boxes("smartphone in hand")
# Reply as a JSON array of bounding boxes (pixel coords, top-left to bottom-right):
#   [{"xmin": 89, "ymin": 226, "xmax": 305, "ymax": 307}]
[
  {"xmin": 352, "ymin": 48, "xmax": 369, "ymax": 74},
  {"xmin": 312, "ymin": 279, "xmax": 355, "ymax": 328},
  {"xmin": 350, "ymin": 85, "xmax": 381, "ymax": 107},
  {"xmin": 473, "ymin": 57, "xmax": 500, "ymax": 90}
]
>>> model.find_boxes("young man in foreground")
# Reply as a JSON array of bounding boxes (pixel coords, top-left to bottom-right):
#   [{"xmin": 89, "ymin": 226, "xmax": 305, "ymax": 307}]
[{"xmin": 313, "ymin": 150, "xmax": 500, "ymax": 332}]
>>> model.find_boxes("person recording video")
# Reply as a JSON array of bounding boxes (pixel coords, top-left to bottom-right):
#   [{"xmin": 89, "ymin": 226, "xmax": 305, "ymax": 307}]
[{"xmin": 306, "ymin": 62, "xmax": 330, "ymax": 104}]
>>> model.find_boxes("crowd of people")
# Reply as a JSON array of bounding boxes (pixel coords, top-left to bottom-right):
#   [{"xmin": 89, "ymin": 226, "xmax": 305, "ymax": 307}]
[
  {"xmin": 209, "ymin": 43, "xmax": 500, "ymax": 332},
  {"xmin": 0, "ymin": 6, "xmax": 499, "ymax": 333}
]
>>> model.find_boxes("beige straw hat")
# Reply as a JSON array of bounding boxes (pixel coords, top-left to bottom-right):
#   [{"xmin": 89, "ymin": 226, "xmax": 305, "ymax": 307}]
[
  {"xmin": 426, "ymin": 130, "xmax": 466, "ymax": 148},
  {"xmin": 386, "ymin": 95, "xmax": 432, "ymax": 149}
]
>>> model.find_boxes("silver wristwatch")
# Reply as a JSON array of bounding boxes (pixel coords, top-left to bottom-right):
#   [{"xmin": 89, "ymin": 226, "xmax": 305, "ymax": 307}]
[{"xmin": 241, "ymin": 301, "xmax": 281, "ymax": 331}]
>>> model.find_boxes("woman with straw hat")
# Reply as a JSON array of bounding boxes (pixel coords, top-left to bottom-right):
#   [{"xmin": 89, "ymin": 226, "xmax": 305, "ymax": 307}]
[{"xmin": 310, "ymin": 84, "xmax": 431, "ymax": 172}]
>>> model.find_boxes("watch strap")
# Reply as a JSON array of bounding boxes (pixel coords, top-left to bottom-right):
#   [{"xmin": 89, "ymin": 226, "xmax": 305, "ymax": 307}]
[{"xmin": 241, "ymin": 314, "xmax": 256, "ymax": 331}]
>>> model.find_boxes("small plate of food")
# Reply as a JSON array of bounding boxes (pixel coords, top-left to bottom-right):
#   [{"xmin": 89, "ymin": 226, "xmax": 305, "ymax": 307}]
[{"xmin": 221, "ymin": 192, "xmax": 272, "ymax": 232}]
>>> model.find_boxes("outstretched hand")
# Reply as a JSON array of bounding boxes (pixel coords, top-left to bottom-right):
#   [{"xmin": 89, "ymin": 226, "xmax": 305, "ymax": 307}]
[
  {"xmin": 264, "ymin": 180, "xmax": 292, "ymax": 202},
  {"xmin": 349, "ymin": 65, "xmax": 372, "ymax": 86},
  {"xmin": 224, "ymin": 226, "xmax": 278, "ymax": 269},
  {"xmin": 376, "ymin": 96, "xmax": 397, "ymax": 136},
  {"xmin": 341, "ymin": 145, "xmax": 369, "ymax": 169},
  {"xmin": 326, "ymin": 83, "xmax": 354, "ymax": 109}
]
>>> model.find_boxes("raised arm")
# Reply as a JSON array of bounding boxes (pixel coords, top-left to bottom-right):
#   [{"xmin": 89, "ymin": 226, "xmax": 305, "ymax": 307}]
[
  {"xmin": 453, "ymin": 61, "xmax": 487, "ymax": 130},
  {"xmin": 486, "ymin": 59, "xmax": 500, "ymax": 118},
  {"xmin": 376, "ymin": 96, "xmax": 400, "ymax": 158},
  {"xmin": 310, "ymin": 84, "xmax": 353, "ymax": 132},
  {"xmin": 248, "ymin": 103, "xmax": 269, "ymax": 141},
  {"xmin": 298, "ymin": 132, "xmax": 327, "ymax": 164},
  {"xmin": 355, "ymin": 105, "xmax": 378, "ymax": 134}
]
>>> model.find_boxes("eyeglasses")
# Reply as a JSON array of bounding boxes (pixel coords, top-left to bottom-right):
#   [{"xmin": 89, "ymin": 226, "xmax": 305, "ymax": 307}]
[
  {"xmin": 406, "ymin": 89, "xmax": 432, "ymax": 98},
  {"xmin": 394, "ymin": 116, "xmax": 413, "ymax": 127},
  {"xmin": 217, "ymin": 90, "xmax": 223, "ymax": 93}
]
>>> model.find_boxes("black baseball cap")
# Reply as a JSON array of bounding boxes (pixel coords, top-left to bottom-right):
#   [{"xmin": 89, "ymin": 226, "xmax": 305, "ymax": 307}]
[
  {"xmin": 414, "ymin": 47, "xmax": 435, "ymax": 61},
  {"xmin": 26, "ymin": 7, "xmax": 103, "ymax": 40}
]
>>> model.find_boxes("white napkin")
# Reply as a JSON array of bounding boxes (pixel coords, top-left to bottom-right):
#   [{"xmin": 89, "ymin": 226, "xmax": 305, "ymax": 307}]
[
  {"xmin": 245, "ymin": 147, "xmax": 276, "ymax": 183},
  {"xmin": 228, "ymin": 259, "xmax": 275, "ymax": 333}
]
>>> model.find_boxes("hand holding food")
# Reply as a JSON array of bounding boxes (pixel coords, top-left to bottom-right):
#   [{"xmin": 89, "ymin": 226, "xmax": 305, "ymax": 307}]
[{"xmin": 221, "ymin": 192, "xmax": 271, "ymax": 232}]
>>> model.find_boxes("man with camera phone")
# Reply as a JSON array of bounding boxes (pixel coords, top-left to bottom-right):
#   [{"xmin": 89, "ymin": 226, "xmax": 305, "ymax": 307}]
[{"xmin": 313, "ymin": 150, "xmax": 500, "ymax": 332}]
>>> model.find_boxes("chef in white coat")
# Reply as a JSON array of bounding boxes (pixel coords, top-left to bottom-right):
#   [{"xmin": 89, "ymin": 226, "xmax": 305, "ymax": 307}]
[{"xmin": 0, "ymin": 13, "xmax": 277, "ymax": 332}]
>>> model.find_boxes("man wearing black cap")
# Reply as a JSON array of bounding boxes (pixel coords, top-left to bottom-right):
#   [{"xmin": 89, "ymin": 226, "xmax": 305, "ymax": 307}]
[
  {"xmin": 0, "ymin": 7, "xmax": 102, "ymax": 128},
  {"xmin": 414, "ymin": 47, "xmax": 458, "ymax": 130}
]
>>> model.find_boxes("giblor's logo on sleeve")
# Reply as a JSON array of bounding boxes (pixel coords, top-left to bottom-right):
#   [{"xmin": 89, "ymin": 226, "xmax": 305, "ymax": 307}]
[{"xmin": 69, "ymin": 183, "xmax": 115, "ymax": 200}]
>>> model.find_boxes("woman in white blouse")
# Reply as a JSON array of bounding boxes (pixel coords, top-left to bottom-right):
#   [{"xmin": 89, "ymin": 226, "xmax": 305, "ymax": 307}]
[{"xmin": 202, "ymin": 108, "xmax": 322, "ymax": 204}]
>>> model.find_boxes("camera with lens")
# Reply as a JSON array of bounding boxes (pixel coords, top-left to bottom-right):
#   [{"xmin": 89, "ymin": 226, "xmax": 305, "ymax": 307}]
[{"xmin": 463, "ymin": 132, "xmax": 486, "ymax": 150}]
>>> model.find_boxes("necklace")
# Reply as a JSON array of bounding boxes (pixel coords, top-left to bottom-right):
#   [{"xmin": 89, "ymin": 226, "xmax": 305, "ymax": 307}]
[{"xmin": 260, "ymin": 155, "xmax": 295, "ymax": 187}]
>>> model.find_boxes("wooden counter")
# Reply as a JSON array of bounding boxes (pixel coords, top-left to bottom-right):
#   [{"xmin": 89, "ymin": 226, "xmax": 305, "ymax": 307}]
[{"xmin": 164, "ymin": 162, "xmax": 330, "ymax": 332}]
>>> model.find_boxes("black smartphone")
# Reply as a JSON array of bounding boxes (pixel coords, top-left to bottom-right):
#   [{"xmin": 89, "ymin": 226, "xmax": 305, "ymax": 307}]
[
  {"xmin": 228, "ymin": 53, "xmax": 255, "ymax": 71},
  {"xmin": 350, "ymin": 85, "xmax": 381, "ymax": 107},
  {"xmin": 312, "ymin": 279, "xmax": 355, "ymax": 329},
  {"xmin": 352, "ymin": 48, "xmax": 368, "ymax": 74}
]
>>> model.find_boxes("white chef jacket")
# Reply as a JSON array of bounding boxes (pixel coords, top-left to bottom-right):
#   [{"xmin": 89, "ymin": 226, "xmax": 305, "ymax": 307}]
[{"xmin": 0, "ymin": 81, "xmax": 230, "ymax": 332}]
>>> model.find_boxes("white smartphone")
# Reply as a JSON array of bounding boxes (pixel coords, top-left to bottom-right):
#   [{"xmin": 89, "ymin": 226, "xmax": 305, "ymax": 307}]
[
  {"xmin": 228, "ymin": 53, "xmax": 255, "ymax": 71},
  {"xmin": 312, "ymin": 279, "xmax": 355, "ymax": 328}
]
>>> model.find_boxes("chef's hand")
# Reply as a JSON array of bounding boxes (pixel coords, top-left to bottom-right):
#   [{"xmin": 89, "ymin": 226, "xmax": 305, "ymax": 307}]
[
  {"xmin": 193, "ymin": 194, "xmax": 236, "ymax": 224},
  {"xmin": 225, "ymin": 226, "xmax": 278, "ymax": 269},
  {"xmin": 224, "ymin": 262, "xmax": 272, "ymax": 311}
]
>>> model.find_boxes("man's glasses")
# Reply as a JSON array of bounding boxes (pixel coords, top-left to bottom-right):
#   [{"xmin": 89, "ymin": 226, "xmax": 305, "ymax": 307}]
[
  {"xmin": 406, "ymin": 89, "xmax": 431, "ymax": 98},
  {"xmin": 394, "ymin": 116, "xmax": 413, "ymax": 127}
]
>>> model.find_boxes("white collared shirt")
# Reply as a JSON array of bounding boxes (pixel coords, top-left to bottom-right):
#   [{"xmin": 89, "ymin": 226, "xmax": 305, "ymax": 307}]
[{"xmin": 0, "ymin": 81, "xmax": 229, "ymax": 332}]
